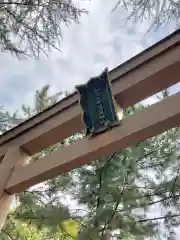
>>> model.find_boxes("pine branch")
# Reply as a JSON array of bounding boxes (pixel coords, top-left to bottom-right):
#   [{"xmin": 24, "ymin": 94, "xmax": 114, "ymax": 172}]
[
  {"xmin": 26, "ymin": 188, "xmax": 58, "ymax": 194},
  {"xmin": 7, "ymin": 216, "xmax": 16, "ymax": 229},
  {"xmin": 96, "ymin": 167, "xmax": 103, "ymax": 211},
  {"xmin": 142, "ymin": 189, "xmax": 168, "ymax": 199},
  {"xmin": 134, "ymin": 186, "xmax": 156, "ymax": 190},
  {"xmin": 16, "ymin": 202, "xmax": 48, "ymax": 226},
  {"xmin": 138, "ymin": 161, "xmax": 165, "ymax": 169},
  {"xmin": 136, "ymin": 143, "xmax": 171, "ymax": 163},
  {"xmin": 112, "ymin": 0, "xmax": 121, "ymax": 12},
  {"xmin": 60, "ymin": 226, "xmax": 76, "ymax": 240},
  {"xmin": 101, "ymin": 188, "xmax": 170, "ymax": 208},
  {"xmin": 94, "ymin": 153, "xmax": 116, "ymax": 228},
  {"xmin": 24, "ymin": 190, "xmax": 46, "ymax": 207},
  {"xmin": 148, "ymin": 194, "xmax": 180, "ymax": 207},
  {"xmin": 138, "ymin": 213, "xmax": 180, "ymax": 223},
  {"xmin": 0, "ymin": 1, "xmax": 46, "ymax": 7},
  {"xmin": 97, "ymin": 154, "xmax": 116, "ymax": 207},
  {"xmin": 119, "ymin": 193, "xmax": 180, "ymax": 213},
  {"xmin": 16, "ymin": 215, "xmax": 49, "ymax": 220},
  {"xmin": 169, "ymin": 163, "xmax": 180, "ymax": 197},
  {"xmin": 0, "ymin": 0, "xmax": 85, "ymax": 57},
  {"xmin": 100, "ymin": 163, "xmax": 129, "ymax": 238},
  {"xmin": 1, "ymin": 229, "xmax": 15, "ymax": 240},
  {"xmin": 74, "ymin": 218, "xmax": 88, "ymax": 228}
]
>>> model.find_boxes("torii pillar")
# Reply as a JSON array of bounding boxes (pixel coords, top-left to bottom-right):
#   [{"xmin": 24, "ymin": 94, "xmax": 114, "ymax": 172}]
[{"xmin": 0, "ymin": 147, "xmax": 30, "ymax": 231}]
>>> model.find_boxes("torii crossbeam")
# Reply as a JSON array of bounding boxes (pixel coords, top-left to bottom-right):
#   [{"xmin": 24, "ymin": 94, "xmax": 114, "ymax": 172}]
[{"xmin": 0, "ymin": 29, "xmax": 180, "ymax": 230}]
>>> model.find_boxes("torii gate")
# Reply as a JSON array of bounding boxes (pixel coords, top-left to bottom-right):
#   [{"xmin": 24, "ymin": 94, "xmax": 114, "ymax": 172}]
[{"xmin": 0, "ymin": 29, "xmax": 180, "ymax": 231}]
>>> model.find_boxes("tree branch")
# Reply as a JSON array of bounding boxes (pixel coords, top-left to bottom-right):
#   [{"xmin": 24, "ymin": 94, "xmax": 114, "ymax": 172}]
[
  {"xmin": 94, "ymin": 153, "xmax": 116, "ymax": 228},
  {"xmin": 136, "ymin": 144, "xmax": 171, "ymax": 163},
  {"xmin": 169, "ymin": 163, "xmax": 180, "ymax": 197},
  {"xmin": 120, "ymin": 193, "xmax": 180, "ymax": 213},
  {"xmin": 138, "ymin": 213, "xmax": 180, "ymax": 223},
  {"xmin": 100, "ymin": 160, "xmax": 129, "ymax": 238},
  {"xmin": 1, "ymin": 229, "xmax": 15, "ymax": 240},
  {"xmin": 0, "ymin": 1, "xmax": 45, "ymax": 7}
]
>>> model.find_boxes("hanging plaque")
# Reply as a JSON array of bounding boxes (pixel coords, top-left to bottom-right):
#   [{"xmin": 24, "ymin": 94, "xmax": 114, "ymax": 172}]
[{"xmin": 75, "ymin": 68, "xmax": 120, "ymax": 137}]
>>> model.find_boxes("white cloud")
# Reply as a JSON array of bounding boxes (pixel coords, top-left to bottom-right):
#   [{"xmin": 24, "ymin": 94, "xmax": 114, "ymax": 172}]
[{"xmin": 0, "ymin": 0, "xmax": 178, "ymax": 113}]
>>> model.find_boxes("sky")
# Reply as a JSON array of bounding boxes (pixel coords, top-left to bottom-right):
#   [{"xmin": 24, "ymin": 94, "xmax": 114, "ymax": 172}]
[{"xmin": 0, "ymin": 0, "xmax": 179, "ymax": 114}]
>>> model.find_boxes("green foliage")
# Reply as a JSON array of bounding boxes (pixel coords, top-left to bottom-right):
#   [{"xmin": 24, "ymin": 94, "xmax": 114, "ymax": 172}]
[
  {"xmin": 0, "ymin": 107, "xmax": 23, "ymax": 133},
  {"xmin": 114, "ymin": 0, "xmax": 180, "ymax": 30},
  {"xmin": 0, "ymin": 0, "xmax": 86, "ymax": 58},
  {"xmin": 61, "ymin": 219, "xmax": 80, "ymax": 238}
]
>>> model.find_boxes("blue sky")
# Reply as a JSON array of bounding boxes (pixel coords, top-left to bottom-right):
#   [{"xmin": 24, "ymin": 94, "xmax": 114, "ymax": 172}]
[{"xmin": 0, "ymin": 0, "xmax": 179, "ymax": 113}]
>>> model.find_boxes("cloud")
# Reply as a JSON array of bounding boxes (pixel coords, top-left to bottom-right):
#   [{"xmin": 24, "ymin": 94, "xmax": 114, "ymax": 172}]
[{"xmin": 0, "ymin": 0, "xmax": 178, "ymax": 113}]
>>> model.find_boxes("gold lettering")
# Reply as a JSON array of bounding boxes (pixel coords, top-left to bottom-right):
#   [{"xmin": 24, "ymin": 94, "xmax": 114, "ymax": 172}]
[
  {"xmin": 100, "ymin": 114, "xmax": 105, "ymax": 119},
  {"xmin": 100, "ymin": 119, "xmax": 106, "ymax": 125},
  {"xmin": 94, "ymin": 88, "xmax": 107, "ymax": 125},
  {"xmin": 99, "ymin": 109, "xmax": 104, "ymax": 115},
  {"xmin": 95, "ymin": 88, "xmax": 101, "ymax": 96}
]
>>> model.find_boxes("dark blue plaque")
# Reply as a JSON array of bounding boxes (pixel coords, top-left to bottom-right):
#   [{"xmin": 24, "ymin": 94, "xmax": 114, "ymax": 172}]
[{"xmin": 75, "ymin": 68, "xmax": 120, "ymax": 137}]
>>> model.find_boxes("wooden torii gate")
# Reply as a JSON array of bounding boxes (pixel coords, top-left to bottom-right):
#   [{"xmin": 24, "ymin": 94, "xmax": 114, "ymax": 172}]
[{"xmin": 0, "ymin": 29, "xmax": 180, "ymax": 231}]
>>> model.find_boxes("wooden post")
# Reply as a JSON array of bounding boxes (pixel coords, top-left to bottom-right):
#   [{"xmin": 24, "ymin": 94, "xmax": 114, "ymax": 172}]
[{"xmin": 0, "ymin": 147, "xmax": 30, "ymax": 231}]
